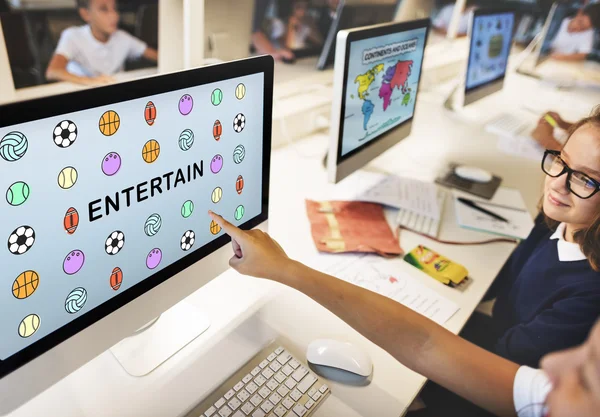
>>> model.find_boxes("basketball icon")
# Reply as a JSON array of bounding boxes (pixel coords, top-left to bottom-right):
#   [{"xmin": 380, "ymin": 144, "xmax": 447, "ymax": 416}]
[
  {"xmin": 12, "ymin": 270, "xmax": 39, "ymax": 299},
  {"xmin": 236, "ymin": 175, "xmax": 244, "ymax": 195},
  {"xmin": 58, "ymin": 166, "xmax": 78, "ymax": 189},
  {"xmin": 145, "ymin": 101, "xmax": 157, "ymax": 125},
  {"xmin": 210, "ymin": 220, "xmax": 221, "ymax": 235},
  {"xmin": 64, "ymin": 207, "xmax": 79, "ymax": 234},
  {"xmin": 110, "ymin": 267, "xmax": 123, "ymax": 291},
  {"xmin": 211, "ymin": 187, "xmax": 223, "ymax": 203},
  {"xmin": 211, "ymin": 88, "xmax": 223, "ymax": 106},
  {"xmin": 99, "ymin": 110, "xmax": 120, "ymax": 136},
  {"xmin": 142, "ymin": 139, "xmax": 160, "ymax": 163},
  {"xmin": 213, "ymin": 120, "xmax": 222, "ymax": 141},
  {"xmin": 6, "ymin": 181, "xmax": 30, "ymax": 206},
  {"xmin": 18, "ymin": 314, "xmax": 40, "ymax": 338},
  {"xmin": 235, "ymin": 83, "xmax": 246, "ymax": 100}
]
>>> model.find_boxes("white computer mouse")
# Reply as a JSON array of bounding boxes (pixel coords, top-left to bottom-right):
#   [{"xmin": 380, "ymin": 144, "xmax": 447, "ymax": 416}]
[
  {"xmin": 454, "ymin": 165, "xmax": 493, "ymax": 183},
  {"xmin": 306, "ymin": 339, "xmax": 373, "ymax": 377}
]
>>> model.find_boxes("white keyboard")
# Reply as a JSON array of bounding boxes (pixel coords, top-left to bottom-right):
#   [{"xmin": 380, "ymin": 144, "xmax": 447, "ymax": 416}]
[
  {"xmin": 396, "ymin": 189, "xmax": 446, "ymax": 238},
  {"xmin": 186, "ymin": 342, "xmax": 330, "ymax": 417},
  {"xmin": 485, "ymin": 113, "xmax": 533, "ymax": 138}
]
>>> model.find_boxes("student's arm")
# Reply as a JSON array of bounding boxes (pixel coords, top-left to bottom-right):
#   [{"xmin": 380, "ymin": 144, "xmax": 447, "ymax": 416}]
[
  {"xmin": 143, "ymin": 47, "xmax": 158, "ymax": 62},
  {"xmin": 209, "ymin": 212, "xmax": 521, "ymax": 417},
  {"xmin": 252, "ymin": 31, "xmax": 295, "ymax": 61},
  {"xmin": 531, "ymin": 118, "xmax": 563, "ymax": 151},
  {"xmin": 46, "ymin": 54, "xmax": 114, "ymax": 85},
  {"xmin": 551, "ymin": 52, "xmax": 589, "ymax": 62}
]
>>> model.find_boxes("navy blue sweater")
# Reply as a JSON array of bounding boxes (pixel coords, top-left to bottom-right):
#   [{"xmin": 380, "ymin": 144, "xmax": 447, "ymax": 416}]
[{"xmin": 488, "ymin": 216, "xmax": 600, "ymax": 368}]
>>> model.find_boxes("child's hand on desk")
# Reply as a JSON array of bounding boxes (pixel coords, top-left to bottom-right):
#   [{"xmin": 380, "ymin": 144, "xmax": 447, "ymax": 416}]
[
  {"xmin": 208, "ymin": 211, "xmax": 290, "ymax": 281},
  {"xmin": 82, "ymin": 75, "xmax": 116, "ymax": 86},
  {"xmin": 545, "ymin": 111, "xmax": 573, "ymax": 131},
  {"xmin": 532, "ymin": 117, "xmax": 563, "ymax": 151}
]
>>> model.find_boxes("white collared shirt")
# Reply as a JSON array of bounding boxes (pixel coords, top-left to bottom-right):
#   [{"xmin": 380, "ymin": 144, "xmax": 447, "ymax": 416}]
[
  {"xmin": 549, "ymin": 223, "xmax": 587, "ymax": 262},
  {"xmin": 551, "ymin": 18, "xmax": 594, "ymax": 55},
  {"xmin": 55, "ymin": 25, "xmax": 147, "ymax": 77},
  {"xmin": 514, "ymin": 366, "xmax": 552, "ymax": 417}
]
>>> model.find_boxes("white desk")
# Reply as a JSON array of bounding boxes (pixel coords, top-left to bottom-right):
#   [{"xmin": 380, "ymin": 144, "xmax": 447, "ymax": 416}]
[{"xmin": 6, "ymin": 65, "xmax": 598, "ymax": 417}]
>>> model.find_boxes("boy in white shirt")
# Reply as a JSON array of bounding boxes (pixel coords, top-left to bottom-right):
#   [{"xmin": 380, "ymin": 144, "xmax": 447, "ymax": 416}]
[
  {"xmin": 551, "ymin": 4, "xmax": 600, "ymax": 61},
  {"xmin": 46, "ymin": 0, "xmax": 158, "ymax": 86}
]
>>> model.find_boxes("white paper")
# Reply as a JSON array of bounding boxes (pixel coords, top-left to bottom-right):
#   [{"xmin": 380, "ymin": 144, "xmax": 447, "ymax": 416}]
[
  {"xmin": 453, "ymin": 188, "xmax": 535, "ymax": 240},
  {"xmin": 496, "ymin": 134, "xmax": 545, "ymax": 162},
  {"xmin": 312, "ymin": 254, "xmax": 459, "ymax": 325}
]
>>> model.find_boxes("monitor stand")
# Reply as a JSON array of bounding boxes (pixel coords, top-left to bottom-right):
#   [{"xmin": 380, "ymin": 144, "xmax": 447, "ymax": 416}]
[{"xmin": 109, "ymin": 300, "xmax": 210, "ymax": 376}]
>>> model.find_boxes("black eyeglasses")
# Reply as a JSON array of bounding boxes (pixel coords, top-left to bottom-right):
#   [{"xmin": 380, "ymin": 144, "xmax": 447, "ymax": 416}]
[{"xmin": 541, "ymin": 150, "xmax": 600, "ymax": 199}]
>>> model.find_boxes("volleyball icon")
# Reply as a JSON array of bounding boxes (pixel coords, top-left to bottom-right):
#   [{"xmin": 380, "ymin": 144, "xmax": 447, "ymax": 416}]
[
  {"xmin": 211, "ymin": 187, "xmax": 223, "ymax": 203},
  {"xmin": 142, "ymin": 139, "xmax": 160, "ymax": 163},
  {"xmin": 144, "ymin": 213, "xmax": 162, "ymax": 236},
  {"xmin": 211, "ymin": 88, "xmax": 223, "ymax": 106},
  {"xmin": 64, "ymin": 207, "xmax": 79, "ymax": 235},
  {"xmin": 65, "ymin": 287, "xmax": 87, "ymax": 314},
  {"xmin": 0, "ymin": 131, "xmax": 28, "ymax": 162},
  {"xmin": 99, "ymin": 110, "xmax": 120, "ymax": 136},
  {"xmin": 18, "ymin": 314, "xmax": 40, "ymax": 338},
  {"xmin": 57, "ymin": 166, "xmax": 78, "ymax": 189},
  {"xmin": 213, "ymin": 120, "xmax": 222, "ymax": 141},
  {"xmin": 110, "ymin": 267, "xmax": 123, "ymax": 291},
  {"xmin": 233, "ymin": 144, "xmax": 245, "ymax": 164},
  {"xmin": 145, "ymin": 101, "xmax": 157, "ymax": 125},
  {"xmin": 210, "ymin": 220, "xmax": 222, "ymax": 235},
  {"xmin": 236, "ymin": 175, "xmax": 244, "ymax": 195},
  {"xmin": 235, "ymin": 83, "xmax": 246, "ymax": 100},
  {"xmin": 12, "ymin": 270, "xmax": 39, "ymax": 299},
  {"xmin": 233, "ymin": 113, "xmax": 246, "ymax": 133},
  {"xmin": 7, "ymin": 225, "xmax": 35, "ymax": 255},
  {"xmin": 179, "ymin": 129, "xmax": 194, "ymax": 151},
  {"xmin": 6, "ymin": 181, "xmax": 30, "ymax": 206}
]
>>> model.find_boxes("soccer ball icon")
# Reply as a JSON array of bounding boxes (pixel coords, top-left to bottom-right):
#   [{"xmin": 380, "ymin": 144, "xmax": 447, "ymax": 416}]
[
  {"xmin": 233, "ymin": 113, "xmax": 245, "ymax": 133},
  {"xmin": 8, "ymin": 226, "xmax": 35, "ymax": 255},
  {"xmin": 105, "ymin": 230, "xmax": 125, "ymax": 255},
  {"xmin": 53, "ymin": 120, "xmax": 77, "ymax": 148},
  {"xmin": 180, "ymin": 230, "xmax": 195, "ymax": 251}
]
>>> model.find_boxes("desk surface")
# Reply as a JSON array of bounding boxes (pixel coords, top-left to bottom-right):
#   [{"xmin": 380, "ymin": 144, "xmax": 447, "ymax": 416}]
[{"xmin": 6, "ymin": 64, "xmax": 599, "ymax": 417}]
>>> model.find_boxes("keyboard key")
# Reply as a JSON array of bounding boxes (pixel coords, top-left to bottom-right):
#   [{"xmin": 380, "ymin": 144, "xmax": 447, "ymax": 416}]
[
  {"xmin": 307, "ymin": 388, "xmax": 317, "ymax": 398},
  {"xmin": 289, "ymin": 389, "xmax": 302, "ymax": 402},
  {"xmin": 246, "ymin": 382, "xmax": 259, "ymax": 394},
  {"xmin": 228, "ymin": 398, "xmax": 241, "ymax": 411},
  {"xmin": 319, "ymin": 385, "xmax": 328, "ymax": 394},
  {"xmin": 274, "ymin": 371, "xmax": 287, "ymax": 384},
  {"xmin": 269, "ymin": 392, "xmax": 282, "ymax": 404},
  {"xmin": 266, "ymin": 379, "xmax": 279, "ymax": 391},
  {"xmin": 215, "ymin": 398, "xmax": 226, "ymax": 409},
  {"xmin": 277, "ymin": 386, "xmax": 290, "ymax": 398},
  {"xmin": 275, "ymin": 347, "xmax": 285, "ymax": 355},
  {"xmin": 251, "ymin": 367, "xmax": 261, "ymax": 376},
  {"xmin": 237, "ymin": 389, "xmax": 250, "ymax": 403},
  {"xmin": 274, "ymin": 405, "xmax": 287, "ymax": 417},
  {"xmin": 304, "ymin": 400, "xmax": 314, "ymax": 409},
  {"xmin": 267, "ymin": 353, "xmax": 278, "ymax": 362},
  {"xmin": 254, "ymin": 375, "xmax": 267, "ymax": 387},
  {"xmin": 311, "ymin": 392, "xmax": 322, "ymax": 402},
  {"xmin": 284, "ymin": 378, "xmax": 296, "ymax": 390},
  {"xmin": 241, "ymin": 402, "xmax": 254, "ymax": 415},
  {"xmin": 288, "ymin": 360, "xmax": 300, "ymax": 370},
  {"xmin": 282, "ymin": 397, "xmax": 295, "ymax": 410},
  {"xmin": 261, "ymin": 368, "xmax": 275, "ymax": 380},
  {"xmin": 269, "ymin": 361, "xmax": 282, "ymax": 372},
  {"xmin": 219, "ymin": 405, "xmax": 233, "ymax": 417},
  {"xmin": 293, "ymin": 404, "xmax": 307, "ymax": 416},
  {"xmin": 281, "ymin": 365, "xmax": 294, "ymax": 376},
  {"xmin": 291, "ymin": 367, "xmax": 308, "ymax": 382},
  {"xmin": 251, "ymin": 410, "xmax": 265, "ymax": 417},
  {"xmin": 242, "ymin": 374, "xmax": 253, "ymax": 384},
  {"xmin": 259, "ymin": 360, "xmax": 269, "ymax": 369},
  {"xmin": 276, "ymin": 352, "xmax": 291, "ymax": 365},
  {"xmin": 225, "ymin": 389, "xmax": 236, "ymax": 400},
  {"xmin": 250, "ymin": 394, "xmax": 263, "ymax": 407},
  {"xmin": 232, "ymin": 411, "xmax": 245, "ymax": 417},
  {"xmin": 258, "ymin": 386, "xmax": 271, "ymax": 399},
  {"xmin": 296, "ymin": 374, "xmax": 317, "ymax": 394},
  {"xmin": 260, "ymin": 400, "xmax": 274, "ymax": 414},
  {"xmin": 204, "ymin": 406, "xmax": 216, "ymax": 416},
  {"xmin": 234, "ymin": 382, "xmax": 245, "ymax": 392}
]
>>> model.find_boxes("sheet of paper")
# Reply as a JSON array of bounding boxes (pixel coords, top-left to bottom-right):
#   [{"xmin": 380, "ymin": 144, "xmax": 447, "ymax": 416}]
[
  {"xmin": 453, "ymin": 188, "xmax": 534, "ymax": 240},
  {"xmin": 312, "ymin": 253, "xmax": 459, "ymax": 325},
  {"xmin": 496, "ymin": 134, "xmax": 545, "ymax": 162}
]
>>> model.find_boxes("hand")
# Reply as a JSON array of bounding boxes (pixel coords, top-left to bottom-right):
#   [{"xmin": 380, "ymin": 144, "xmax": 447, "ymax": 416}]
[
  {"xmin": 82, "ymin": 75, "xmax": 115, "ymax": 86},
  {"xmin": 273, "ymin": 49, "xmax": 295, "ymax": 61},
  {"xmin": 544, "ymin": 111, "xmax": 572, "ymax": 131},
  {"xmin": 532, "ymin": 118, "xmax": 562, "ymax": 151},
  {"xmin": 208, "ymin": 211, "xmax": 291, "ymax": 281}
]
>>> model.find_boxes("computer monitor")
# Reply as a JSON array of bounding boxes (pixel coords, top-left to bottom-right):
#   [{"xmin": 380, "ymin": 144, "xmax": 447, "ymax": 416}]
[
  {"xmin": 0, "ymin": 55, "xmax": 273, "ymax": 413},
  {"xmin": 327, "ymin": 19, "xmax": 430, "ymax": 183},
  {"xmin": 463, "ymin": 8, "xmax": 515, "ymax": 106},
  {"xmin": 317, "ymin": 0, "xmax": 401, "ymax": 70}
]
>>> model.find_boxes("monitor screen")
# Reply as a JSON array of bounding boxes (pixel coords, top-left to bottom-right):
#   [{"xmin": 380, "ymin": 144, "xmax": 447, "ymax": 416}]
[
  {"xmin": 465, "ymin": 11, "xmax": 515, "ymax": 92},
  {"xmin": 339, "ymin": 25, "xmax": 427, "ymax": 158},
  {"xmin": 0, "ymin": 61, "xmax": 270, "ymax": 376}
]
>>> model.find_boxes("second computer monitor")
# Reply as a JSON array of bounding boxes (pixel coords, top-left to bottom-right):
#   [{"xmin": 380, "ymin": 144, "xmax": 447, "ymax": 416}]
[
  {"xmin": 327, "ymin": 19, "xmax": 430, "ymax": 183},
  {"xmin": 463, "ymin": 8, "xmax": 515, "ymax": 107}
]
